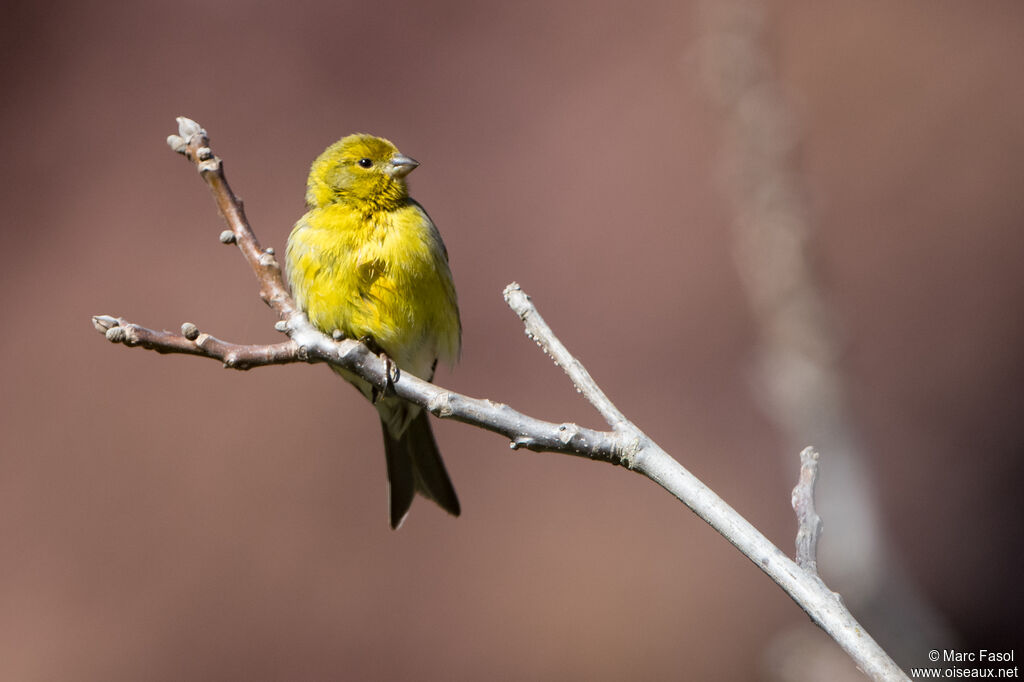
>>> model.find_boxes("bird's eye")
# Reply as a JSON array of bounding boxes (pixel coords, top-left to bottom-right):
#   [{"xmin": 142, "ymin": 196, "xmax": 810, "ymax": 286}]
[{"xmin": 357, "ymin": 158, "xmax": 373, "ymax": 168}]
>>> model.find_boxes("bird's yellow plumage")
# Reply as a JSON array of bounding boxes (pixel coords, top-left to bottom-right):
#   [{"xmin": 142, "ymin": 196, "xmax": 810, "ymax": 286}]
[{"xmin": 285, "ymin": 134, "xmax": 461, "ymax": 528}]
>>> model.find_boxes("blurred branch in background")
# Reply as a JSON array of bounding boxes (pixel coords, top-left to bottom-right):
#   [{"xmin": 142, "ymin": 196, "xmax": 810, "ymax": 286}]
[
  {"xmin": 695, "ymin": 1, "xmax": 953, "ymax": 677},
  {"xmin": 792, "ymin": 446, "xmax": 823, "ymax": 575},
  {"xmin": 92, "ymin": 117, "xmax": 909, "ymax": 680}
]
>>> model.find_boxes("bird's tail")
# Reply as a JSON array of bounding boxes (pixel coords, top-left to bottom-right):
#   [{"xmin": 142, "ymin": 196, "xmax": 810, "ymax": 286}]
[{"xmin": 381, "ymin": 409, "xmax": 460, "ymax": 529}]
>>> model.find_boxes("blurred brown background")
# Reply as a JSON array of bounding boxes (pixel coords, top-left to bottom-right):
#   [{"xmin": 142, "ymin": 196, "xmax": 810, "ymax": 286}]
[{"xmin": 2, "ymin": 1, "xmax": 1022, "ymax": 680}]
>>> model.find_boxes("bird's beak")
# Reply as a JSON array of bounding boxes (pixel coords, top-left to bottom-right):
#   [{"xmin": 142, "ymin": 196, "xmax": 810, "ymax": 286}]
[{"xmin": 388, "ymin": 154, "xmax": 419, "ymax": 178}]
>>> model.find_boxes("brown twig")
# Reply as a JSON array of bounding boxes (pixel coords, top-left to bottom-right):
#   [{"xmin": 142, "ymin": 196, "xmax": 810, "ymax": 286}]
[
  {"xmin": 90, "ymin": 315, "xmax": 299, "ymax": 369},
  {"xmin": 167, "ymin": 117, "xmax": 298, "ymax": 320}
]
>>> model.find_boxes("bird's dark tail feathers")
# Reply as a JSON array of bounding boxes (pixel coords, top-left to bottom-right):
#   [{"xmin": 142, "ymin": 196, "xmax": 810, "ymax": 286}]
[{"xmin": 381, "ymin": 410, "xmax": 460, "ymax": 529}]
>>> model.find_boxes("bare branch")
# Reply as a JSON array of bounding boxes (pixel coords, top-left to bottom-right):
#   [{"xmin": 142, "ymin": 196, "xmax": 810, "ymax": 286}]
[
  {"xmin": 92, "ymin": 118, "xmax": 909, "ymax": 681},
  {"xmin": 167, "ymin": 116, "xmax": 299, "ymax": 321},
  {"xmin": 504, "ymin": 283, "xmax": 630, "ymax": 430},
  {"xmin": 497, "ymin": 296, "xmax": 905, "ymax": 680},
  {"xmin": 92, "ymin": 315, "xmax": 299, "ymax": 369},
  {"xmin": 92, "ymin": 314, "xmax": 631, "ymax": 466},
  {"xmin": 793, "ymin": 446, "xmax": 824, "ymax": 574}
]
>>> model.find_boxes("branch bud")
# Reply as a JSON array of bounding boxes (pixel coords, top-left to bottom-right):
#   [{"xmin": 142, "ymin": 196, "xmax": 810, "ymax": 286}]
[
  {"xmin": 181, "ymin": 322, "xmax": 200, "ymax": 340},
  {"xmin": 105, "ymin": 326, "xmax": 127, "ymax": 343},
  {"xmin": 176, "ymin": 116, "xmax": 206, "ymax": 139},
  {"xmin": 92, "ymin": 315, "xmax": 120, "ymax": 334},
  {"xmin": 219, "ymin": 230, "xmax": 236, "ymax": 244},
  {"xmin": 166, "ymin": 135, "xmax": 187, "ymax": 154}
]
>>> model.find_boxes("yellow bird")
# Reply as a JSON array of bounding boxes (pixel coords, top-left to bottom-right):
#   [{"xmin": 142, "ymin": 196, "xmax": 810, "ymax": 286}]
[{"xmin": 285, "ymin": 134, "xmax": 461, "ymax": 528}]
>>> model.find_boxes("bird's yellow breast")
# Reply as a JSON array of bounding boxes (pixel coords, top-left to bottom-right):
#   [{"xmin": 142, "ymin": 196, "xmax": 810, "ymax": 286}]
[{"xmin": 285, "ymin": 199, "xmax": 460, "ymax": 380}]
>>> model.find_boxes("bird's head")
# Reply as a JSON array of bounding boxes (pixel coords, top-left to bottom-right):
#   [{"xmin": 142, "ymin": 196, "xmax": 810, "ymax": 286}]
[{"xmin": 305, "ymin": 134, "xmax": 419, "ymax": 209}]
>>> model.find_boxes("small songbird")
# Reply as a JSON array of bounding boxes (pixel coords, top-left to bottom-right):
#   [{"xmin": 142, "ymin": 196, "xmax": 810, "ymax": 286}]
[{"xmin": 285, "ymin": 134, "xmax": 461, "ymax": 528}]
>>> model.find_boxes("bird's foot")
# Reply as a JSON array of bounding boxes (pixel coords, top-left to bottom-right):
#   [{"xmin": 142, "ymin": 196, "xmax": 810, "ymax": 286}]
[{"xmin": 361, "ymin": 336, "xmax": 399, "ymax": 402}]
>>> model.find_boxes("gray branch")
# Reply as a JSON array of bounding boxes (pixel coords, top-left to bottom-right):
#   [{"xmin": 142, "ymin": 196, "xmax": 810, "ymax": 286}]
[{"xmin": 92, "ymin": 117, "xmax": 908, "ymax": 681}]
